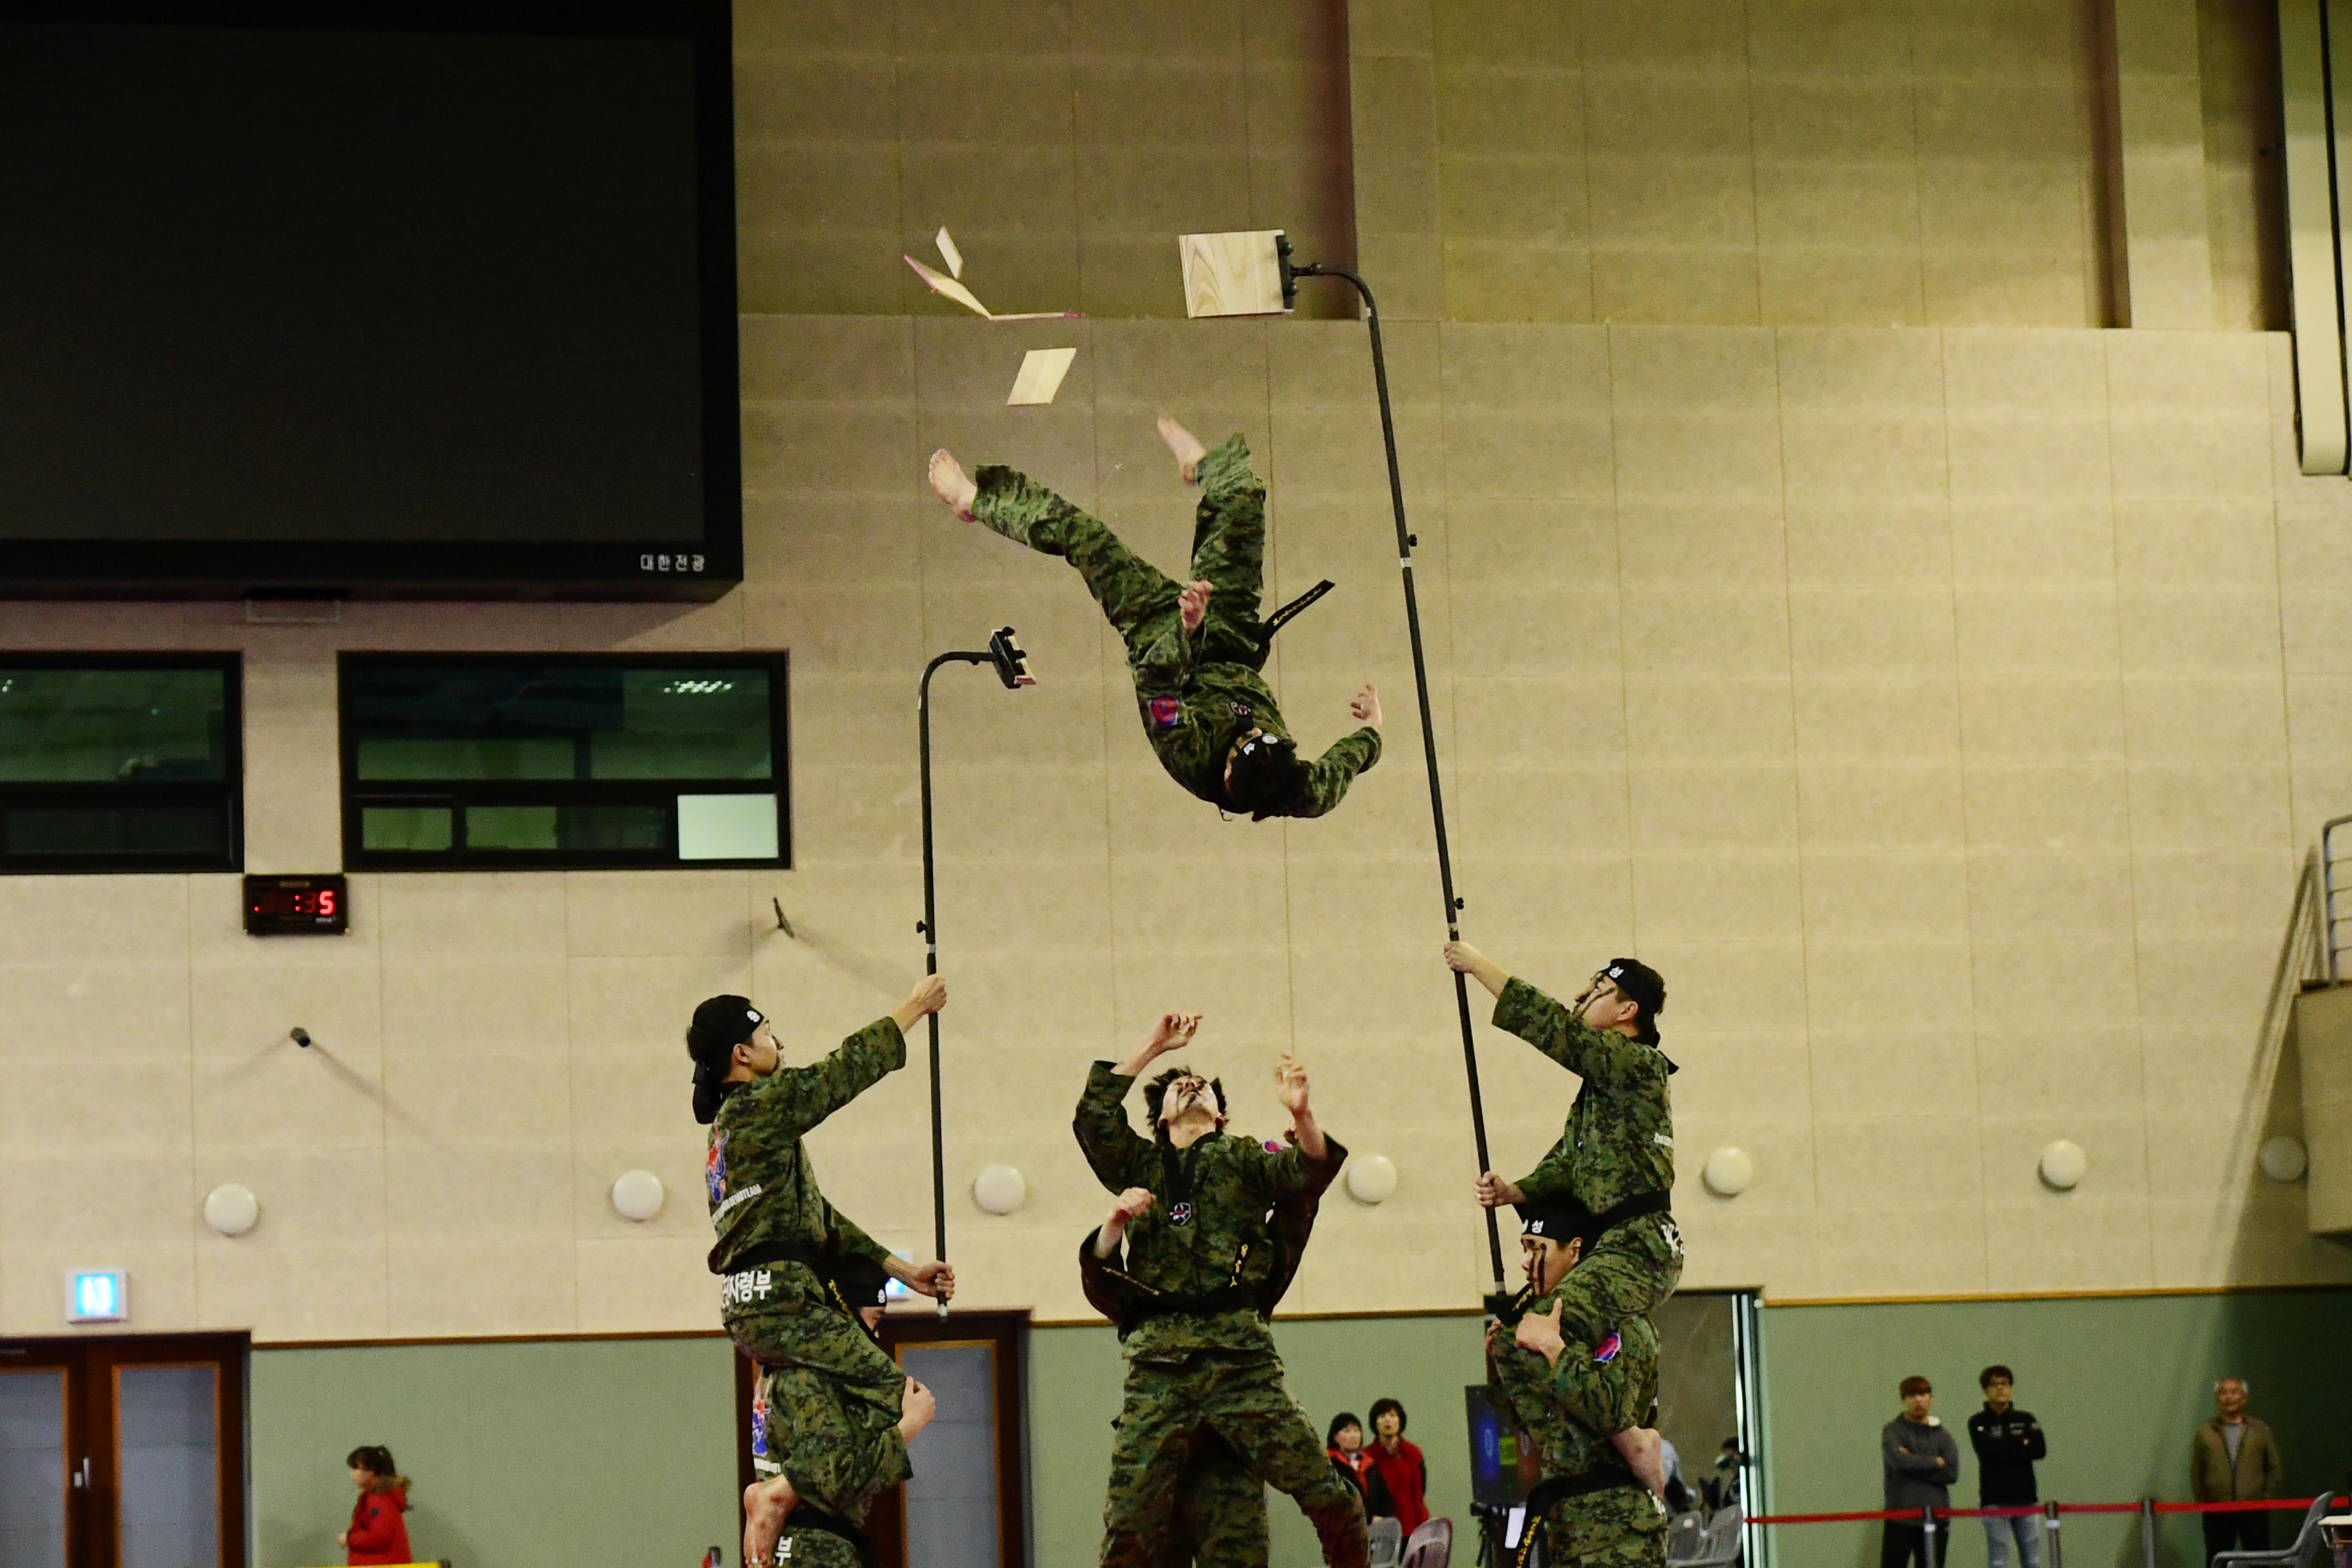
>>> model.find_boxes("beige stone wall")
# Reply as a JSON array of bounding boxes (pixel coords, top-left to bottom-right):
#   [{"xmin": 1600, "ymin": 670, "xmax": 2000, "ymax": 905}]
[
  {"xmin": 1348, "ymin": 0, "xmax": 2284, "ymax": 329},
  {"xmin": 5, "ymin": 319, "xmax": 2348, "ymax": 1339},
  {"xmin": 732, "ymin": 0, "xmax": 1358, "ymax": 319},
  {"xmin": 0, "ymin": 1, "xmax": 2337, "ymax": 1341}
]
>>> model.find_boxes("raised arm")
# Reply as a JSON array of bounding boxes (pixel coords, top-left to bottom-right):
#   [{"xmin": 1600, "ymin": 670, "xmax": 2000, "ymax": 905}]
[
  {"xmin": 1289, "ymin": 725, "xmax": 1381, "ymax": 819},
  {"xmin": 1251, "ymin": 1055, "xmax": 1343, "ymax": 1196},
  {"xmin": 1076, "ymin": 1013, "xmax": 1196, "ymax": 1192},
  {"xmin": 1492, "ymin": 970, "xmax": 1660, "ymax": 1090}
]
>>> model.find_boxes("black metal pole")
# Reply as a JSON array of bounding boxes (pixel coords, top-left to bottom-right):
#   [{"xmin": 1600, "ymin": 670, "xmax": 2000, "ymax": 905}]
[
  {"xmin": 1287, "ymin": 259, "xmax": 1505, "ymax": 1295},
  {"xmin": 917, "ymin": 650, "xmax": 986, "ymax": 1320}
]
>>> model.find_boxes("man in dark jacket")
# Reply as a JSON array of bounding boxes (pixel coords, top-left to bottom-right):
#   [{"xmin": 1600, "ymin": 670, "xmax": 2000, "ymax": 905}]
[
  {"xmin": 1881, "ymin": 1377, "xmax": 1961, "ymax": 1568},
  {"xmin": 1966, "ymin": 1365, "xmax": 2046, "ymax": 1568},
  {"xmin": 2191, "ymin": 1377, "xmax": 2285, "ymax": 1560}
]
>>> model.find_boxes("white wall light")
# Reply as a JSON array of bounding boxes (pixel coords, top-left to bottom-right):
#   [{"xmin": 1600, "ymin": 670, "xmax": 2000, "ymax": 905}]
[
  {"xmin": 202, "ymin": 1183, "xmax": 260, "ymax": 1237},
  {"xmin": 2039, "ymin": 1140, "xmax": 2088, "ymax": 1191},
  {"xmin": 611, "ymin": 1170, "xmax": 666, "ymax": 1222},
  {"xmin": 973, "ymin": 1164, "xmax": 1027, "ymax": 1215},
  {"xmin": 2259, "ymin": 1135, "xmax": 2309, "ymax": 1182},
  {"xmin": 1702, "ymin": 1148, "xmax": 1754, "ymax": 1198},
  {"xmin": 1344, "ymin": 1154, "xmax": 1398, "ymax": 1205}
]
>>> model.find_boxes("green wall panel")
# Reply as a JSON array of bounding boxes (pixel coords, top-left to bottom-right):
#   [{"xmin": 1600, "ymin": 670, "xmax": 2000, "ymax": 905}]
[
  {"xmin": 250, "ymin": 1336, "xmax": 738, "ymax": 1568},
  {"xmin": 1759, "ymin": 1291, "xmax": 2352, "ymax": 1568}
]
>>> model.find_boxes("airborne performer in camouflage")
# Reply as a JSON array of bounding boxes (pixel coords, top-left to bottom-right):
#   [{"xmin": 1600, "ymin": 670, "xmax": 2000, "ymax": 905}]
[
  {"xmin": 1446, "ymin": 942, "xmax": 1682, "ymax": 1495},
  {"xmin": 1485, "ymin": 1202, "xmax": 1669, "ymax": 1568},
  {"xmin": 1074, "ymin": 1011, "xmax": 1368, "ymax": 1568},
  {"xmin": 927, "ymin": 416, "xmax": 1382, "ymax": 820},
  {"xmin": 689, "ymin": 983, "xmax": 957, "ymax": 1568},
  {"xmin": 1081, "ymin": 1116, "xmax": 1344, "ymax": 1566}
]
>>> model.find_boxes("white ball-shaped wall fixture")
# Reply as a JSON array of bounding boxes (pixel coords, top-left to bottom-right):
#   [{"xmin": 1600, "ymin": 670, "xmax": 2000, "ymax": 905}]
[
  {"xmin": 2259, "ymin": 1135, "xmax": 2308, "ymax": 1182},
  {"xmin": 610, "ymin": 1170, "xmax": 666, "ymax": 1222},
  {"xmin": 1345, "ymin": 1154, "xmax": 1399, "ymax": 1205},
  {"xmin": 973, "ymin": 1164, "xmax": 1028, "ymax": 1216},
  {"xmin": 2038, "ymin": 1140, "xmax": 2088, "ymax": 1191},
  {"xmin": 202, "ymin": 1183, "xmax": 260, "ymax": 1238},
  {"xmin": 1702, "ymin": 1147, "xmax": 1754, "ymax": 1199}
]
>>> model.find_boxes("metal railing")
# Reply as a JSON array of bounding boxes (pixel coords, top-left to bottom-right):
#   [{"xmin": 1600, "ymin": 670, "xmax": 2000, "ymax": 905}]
[{"xmin": 2326, "ymin": 813, "xmax": 2352, "ymax": 983}]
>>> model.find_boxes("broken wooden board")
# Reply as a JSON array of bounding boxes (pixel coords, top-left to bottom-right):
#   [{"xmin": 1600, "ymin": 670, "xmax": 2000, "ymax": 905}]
[{"xmin": 1179, "ymin": 230, "xmax": 1288, "ymax": 317}]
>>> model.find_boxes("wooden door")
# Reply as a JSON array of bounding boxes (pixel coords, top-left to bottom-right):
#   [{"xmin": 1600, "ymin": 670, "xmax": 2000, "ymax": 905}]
[{"xmin": 0, "ymin": 1332, "xmax": 248, "ymax": 1568}]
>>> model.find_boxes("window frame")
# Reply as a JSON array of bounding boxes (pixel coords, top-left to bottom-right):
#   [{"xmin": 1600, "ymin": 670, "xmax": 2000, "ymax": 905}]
[
  {"xmin": 337, "ymin": 651, "xmax": 792, "ymax": 872},
  {"xmin": 0, "ymin": 651, "xmax": 244, "ymax": 875}
]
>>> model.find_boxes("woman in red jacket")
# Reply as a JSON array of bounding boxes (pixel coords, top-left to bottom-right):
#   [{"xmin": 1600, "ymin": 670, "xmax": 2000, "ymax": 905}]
[
  {"xmin": 339, "ymin": 1445, "xmax": 413, "ymax": 1567},
  {"xmin": 1364, "ymin": 1398, "xmax": 1429, "ymax": 1535}
]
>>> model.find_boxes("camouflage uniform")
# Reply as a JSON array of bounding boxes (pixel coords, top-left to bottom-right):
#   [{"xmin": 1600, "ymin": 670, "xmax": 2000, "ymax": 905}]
[
  {"xmin": 1497, "ymin": 979, "xmax": 1683, "ymax": 1347},
  {"xmin": 1079, "ymin": 1126, "xmax": 1342, "ymax": 1567},
  {"xmin": 1073, "ymin": 1062, "xmax": 1367, "ymax": 1568},
  {"xmin": 709, "ymin": 1017, "xmax": 912, "ymax": 1534},
  {"xmin": 753, "ymin": 1357, "xmax": 897, "ymax": 1568},
  {"xmin": 970, "ymin": 435, "xmax": 1380, "ymax": 818},
  {"xmin": 1485, "ymin": 1286, "xmax": 1667, "ymax": 1568}
]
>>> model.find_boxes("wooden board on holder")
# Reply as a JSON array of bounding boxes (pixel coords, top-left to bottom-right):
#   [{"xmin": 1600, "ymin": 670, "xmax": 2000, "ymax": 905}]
[{"xmin": 1179, "ymin": 230, "xmax": 1288, "ymax": 317}]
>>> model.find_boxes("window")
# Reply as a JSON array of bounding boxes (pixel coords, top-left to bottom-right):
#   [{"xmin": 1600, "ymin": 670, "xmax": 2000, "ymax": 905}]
[
  {"xmin": 0, "ymin": 655, "xmax": 242, "ymax": 872},
  {"xmin": 339, "ymin": 656, "xmax": 788, "ymax": 870}
]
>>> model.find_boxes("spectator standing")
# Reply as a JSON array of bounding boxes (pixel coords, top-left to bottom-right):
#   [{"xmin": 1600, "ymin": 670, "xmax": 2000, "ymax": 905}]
[
  {"xmin": 1881, "ymin": 1377, "xmax": 1961, "ymax": 1568},
  {"xmin": 2192, "ymin": 1378, "xmax": 2284, "ymax": 1560},
  {"xmin": 1364, "ymin": 1398, "xmax": 1429, "ymax": 1535},
  {"xmin": 1966, "ymin": 1365, "xmax": 2046, "ymax": 1568},
  {"xmin": 1328, "ymin": 1412, "xmax": 1393, "ymax": 1517},
  {"xmin": 338, "ymin": 1444, "xmax": 413, "ymax": 1567}
]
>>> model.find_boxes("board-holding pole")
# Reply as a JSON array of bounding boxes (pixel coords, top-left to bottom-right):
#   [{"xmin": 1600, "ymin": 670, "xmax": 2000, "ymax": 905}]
[
  {"xmin": 1269, "ymin": 240, "xmax": 1507, "ymax": 1301},
  {"xmin": 916, "ymin": 629, "xmax": 1034, "ymax": 1318}
]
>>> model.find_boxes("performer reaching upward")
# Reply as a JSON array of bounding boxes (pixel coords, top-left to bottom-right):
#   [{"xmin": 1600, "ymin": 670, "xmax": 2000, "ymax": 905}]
[
  {"xmin": 928, "ymin": 415, "xmax": 1382, "ymax": 820},
  {"xmin": 1080, "ymin": 1106, "xmax": 1344, "ymax": 1567},
  {"xmin": 1446, "ymin": 943, "xmax": 1683, "ymax": 1497},
  {"xmin": 1073, "ymin": 1011, "xmax": 1367, "ymax": 1568},
  {"xmin": 689, "ymin": 984, "xmax": 957, "ymax": 1568}
]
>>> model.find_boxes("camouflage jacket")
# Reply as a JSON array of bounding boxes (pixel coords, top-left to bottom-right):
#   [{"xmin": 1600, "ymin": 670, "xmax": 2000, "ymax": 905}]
[
  {"xmin": 1073, "ymin": 1061, "xmax": 1342, "ymax": 1358},
  {"xmin": 1079, "ymin": 1127, "xmax": 1344, "ymax": 1336},
  {"xmin": 1499, "ymin": 979, "xmax": 1676, "ymax": 1217},
  {"xmin": 705, "ymin": 1017, "xmax": 901, "ymax": 1280},
  {"xmin": 1137, "ymin": 659, "xmax": 1380, "ymax": 820},
  {"xmin": 1485, "ymin": 1284, "xmax": 1658, "ymax": 1483}
]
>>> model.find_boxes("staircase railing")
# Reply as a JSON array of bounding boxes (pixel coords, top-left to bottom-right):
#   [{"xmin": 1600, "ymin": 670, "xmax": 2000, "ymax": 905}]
[{"xmin": 2327, "ymin": 813, "xmax": 2352, "ymax": 983}]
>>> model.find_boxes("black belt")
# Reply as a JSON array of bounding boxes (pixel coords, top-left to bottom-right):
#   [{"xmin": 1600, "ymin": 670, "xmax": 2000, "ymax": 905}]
[
  {"xmin": 1592, "ymin": 1190, "xmax": 1672, "ymax": 1234},
  {"xmin": 1507, "ymin": 1469, "xmax": 1646, "ymax": 1568},
  {"xmin": 1261, "ymin": 578, "xmax": 1335, "ymax": 647},
  {"xmin": 1124, "ymin": 1284, "xmax": 1255, "ymax": 1327},
  {"xmin": 778, "ymin": 1506, "xmax": 877, "ymax": 1568}
]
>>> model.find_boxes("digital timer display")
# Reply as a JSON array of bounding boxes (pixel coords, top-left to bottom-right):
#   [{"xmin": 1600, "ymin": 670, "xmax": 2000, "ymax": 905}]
[{"xmin": 242, "ymin": 875, "xmax": 349, "ymax": 935}]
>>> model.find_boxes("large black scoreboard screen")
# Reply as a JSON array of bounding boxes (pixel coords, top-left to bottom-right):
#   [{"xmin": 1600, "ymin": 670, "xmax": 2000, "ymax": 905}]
[{"xmin": 0, "ymin": 1, "xmax": 740, "ymax": 600}]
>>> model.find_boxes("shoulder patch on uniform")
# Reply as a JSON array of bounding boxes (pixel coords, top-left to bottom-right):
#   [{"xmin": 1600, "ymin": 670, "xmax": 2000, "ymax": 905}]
[
  {"xmin": 1148, "ymin": 695, "xmax": 1181, "ymax": 727},
  {"xmin": 1264, "ymin": 1139, "xmax": 1284, "ymax": 1153},
  {"xmin": 1593, "ymin": 1333, "xmax": 1622, "ymax": 1363}
]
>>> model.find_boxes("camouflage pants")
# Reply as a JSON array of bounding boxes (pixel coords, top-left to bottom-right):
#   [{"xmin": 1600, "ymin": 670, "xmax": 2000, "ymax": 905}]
[
  {"xmin": 730, "ymin": 1297, "xmax": 909, "ymax": 1517},
  {"xmin": 1102, "ymin": 1347, "xmax": 1366, "ymax": 1568},
  {"xmin": 767, "ymin": 1507, "xmax": 870, "ymax": 1568},
  {"xmin": 1168, "ymin": 1430, "xmax": 1269, "ymax": 1568},
  {"xmin": 1534, "ymin": 1485, "xmax": 1668, "ymax": 1568},
  {"xmin": 1549, "ymin": 1215, "xmax": 1683, "ymax": 1354},
  {"xmin": 970, "ymin": 435, "xmax": 1270, "ymax": 671}
]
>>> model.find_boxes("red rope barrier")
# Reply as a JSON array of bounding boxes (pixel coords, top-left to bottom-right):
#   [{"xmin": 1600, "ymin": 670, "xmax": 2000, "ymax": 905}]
[
  {"xmin": 1747, "ymin": 1510, "xmax": 1926, "ymax": 1525},
  {"xmin": 1744, "ymin": 1497, "xmax": 2336, "ymax": 1527}
]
